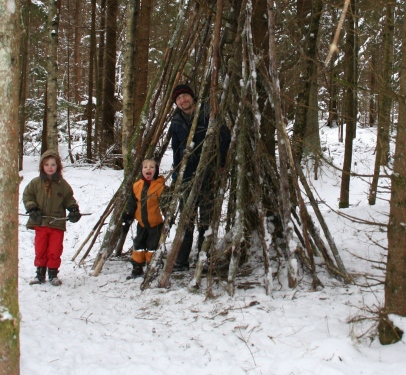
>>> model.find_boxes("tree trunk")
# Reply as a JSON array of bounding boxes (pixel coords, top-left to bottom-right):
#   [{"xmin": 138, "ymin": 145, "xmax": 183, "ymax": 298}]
[
  {"xmin": 122, "ymin": 0, "xmax": 138, "ymax": 168},
  {"xmin": 86, "ymin": 0, "xmax": 96, "ymax": 161},
  {"xmin": 66, "ymin": 33, "xmax": 74, "ymax": 164},
  {"xmin": 384, "ymin": 6, "xmax": 406, "ymax": 318},
  {"xmin": 379, "ymin": 0, "xmax": 394, "ymax": 165},
  {"xmin": 46, "ymin": 0, "xmax": 60, "ymax": 151},
  {"xmin": 369, "ymin": 1, "xmax": 394, "ymax": 205},
  {"xmin": 41, "ymin": 84, "xmax": 48, "ymax": 154},
  {"xmin": 379, "ymin": 8, "xmax": 406, "ymax": 345},
  {"xmin": 267, "ymin": 0, "xmax": 298, "ymax": 288},
  {"xmin": 291, "ymin": 0, "xmax": 323, "ymax": 163},
  {"xmin": 133, "ymin": 0, "xmax": 151, "ymax": 136},
  {"xmin": 18, "ymin": 0, "xmax": 30, "ymax": 171},
  {"xmin": 369, "ymin": 53, "xmax": 376, "ymax": 127},
  {"xmin": 339, "ymin": 0, "xmax": 356, "ymax": 209},
  {"xmin": 303, "ymin": 66, "xmax": 321, "ymax": 157},
  {"xmin": 0, "ymin": 0, "xmax": 21, "ymax": 370},
  {"xmin": 95, "ymin": 0, "xmax": 106, "ymax": 156},
  {"xmin": 100, "ymin": 0, "xmax": 118, "ymax": 154},
  {"xmin": 74, "ymin": 0, "xmax": 82, "ymax": 103}
]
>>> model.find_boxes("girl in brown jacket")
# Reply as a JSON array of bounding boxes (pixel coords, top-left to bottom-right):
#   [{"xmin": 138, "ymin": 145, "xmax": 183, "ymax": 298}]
[
  {"xmin": 121, "ymin": 159, "xmax": 167, "ymax": 279},
  {"xmin": 23, "ymin": 150, "xmax": 81, "ymax": 286}
]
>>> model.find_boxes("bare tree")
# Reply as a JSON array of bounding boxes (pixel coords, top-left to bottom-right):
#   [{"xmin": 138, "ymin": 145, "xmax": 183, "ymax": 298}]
[
  {"xmin": 18, "ymin": 0, "xmax": 31, "ymax": 170},
  {"xmin": 378, "ymin": 3, "xmax": 406, "ymax": 345},
  {"xmin": 100, "ymin": 0, "xmax": 118, "ymax": 155},
  {"xmin": 369, "ymin": 0, "xmax": 395, "ymax": 205},
  {"xmin": 133, "ymin": 0, "xmax": 152, "ymax": 136},
  {"xmin": 0, "ymin": 0, "xmax": 21, "ymax": 371},
  {"xmin": 86, "ymin": 0, "xmax": 97, "ymax": 161},
  {"xmin": 45, "ymin": 0, "xmax": 60, "ymax": 151},
  {"xmin": 291, "ymin": 0, "xmax": 323, "ymax": 163},
  {"xmin": 122, "ymin": 0, "xmax": 139, "ymax": 169},
  {"xmin": 95, "ymin": 0, "xmax": 107, "ymax": 155},
  {"xmin": 74, "ymin": 0, "xmax": 82, "ymax": 103},
  {"xmin": 339, "ymin": 0, "xmax": 357, "ymax": 209}
]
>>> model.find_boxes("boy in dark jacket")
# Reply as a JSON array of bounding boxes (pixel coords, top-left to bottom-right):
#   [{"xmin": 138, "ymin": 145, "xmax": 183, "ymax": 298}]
[
  {"xmin": 122, "ymin": 159, "xmax": 168, "ymax": 279},
  {"xmin": 23, "ymin": 150, "xmax": 81, "ymax": 286}
]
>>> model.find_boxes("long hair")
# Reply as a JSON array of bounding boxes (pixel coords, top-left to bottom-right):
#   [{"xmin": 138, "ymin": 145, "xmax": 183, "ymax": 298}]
[{"xmin": 40, "ymin": 154, "xmax": 63, "ymax": 195}]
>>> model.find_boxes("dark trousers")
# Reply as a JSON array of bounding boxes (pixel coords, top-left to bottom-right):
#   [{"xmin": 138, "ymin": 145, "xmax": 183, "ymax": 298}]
[
  {"xmin": 133, "ymin": 223, "xmax": 163, "ymax": 251},
  {"xmin": 176, "ymin": 183, "xmax": 212, "ymax": 266}
]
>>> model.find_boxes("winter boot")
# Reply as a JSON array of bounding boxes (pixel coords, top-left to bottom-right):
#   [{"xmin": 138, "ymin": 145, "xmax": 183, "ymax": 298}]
[
  {"xmin": 29, "ymin": 267, "xmax": 47, "ymax": 285},
  {"xmin": 48, "ymin": 268, "xmax": 62, "ymax": 286},
  {"xmin": 172, "ymin": 262, "xmax": 190, "ymax": 272},
  {"xmin": 126, "ymin": 261, "xmax": 144, "ymax": 280}
]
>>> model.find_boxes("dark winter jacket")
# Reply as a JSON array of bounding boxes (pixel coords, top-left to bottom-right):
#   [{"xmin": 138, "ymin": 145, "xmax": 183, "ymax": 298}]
[
  {"xmin": 23, "ymin": 151, "xmax": 78, "ymax": 231},
  {"xmin": 125, "ymin": 176, "xmax": 167, "ymax": 228},
  {"xmin": 170, "ymin": 101, "xmax": 231, "ymax": 183}
]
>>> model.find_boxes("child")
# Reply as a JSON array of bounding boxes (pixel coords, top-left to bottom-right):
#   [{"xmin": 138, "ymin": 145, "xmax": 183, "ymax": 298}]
[
  {"xmin": 122, "ymin": 159, "xmax": 167, "ymax": 279},
  {"xmin": 23, "ymin": 149, "xmax": 81, "ymax": 286}
]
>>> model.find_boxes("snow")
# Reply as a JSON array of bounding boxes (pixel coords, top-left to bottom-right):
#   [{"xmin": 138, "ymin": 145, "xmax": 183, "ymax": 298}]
[{"xmin": 18, "ymin": 126, "xmax": 406, "ymax": 375}]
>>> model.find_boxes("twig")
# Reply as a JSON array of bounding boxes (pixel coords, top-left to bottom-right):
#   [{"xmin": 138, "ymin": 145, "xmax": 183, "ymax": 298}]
[
  {"xmin": 19, "ymin": 213, "xmax": 92, "ymax": 224},
  {"xmin": 325, "ymin": 0, "xmax": 351, "ymax": 66},
  {"xmin": 72, "ymin": 202, "xmax": 115, "ymax": 262},
  {"xmin": 236, "ymin": 326, "xmax": 257, "ymax": 367}
]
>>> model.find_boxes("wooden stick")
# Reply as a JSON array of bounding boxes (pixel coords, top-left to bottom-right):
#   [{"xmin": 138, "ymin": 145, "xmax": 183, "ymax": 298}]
[{"xmin": 72, "ymin": 191, "xmax": 117, "ymax": 261}]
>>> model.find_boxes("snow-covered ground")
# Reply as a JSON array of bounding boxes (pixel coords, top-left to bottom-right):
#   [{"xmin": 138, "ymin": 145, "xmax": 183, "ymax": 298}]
[{"xmin": 18, "ymin": 127, "xmax": 406, "ymax": 374}]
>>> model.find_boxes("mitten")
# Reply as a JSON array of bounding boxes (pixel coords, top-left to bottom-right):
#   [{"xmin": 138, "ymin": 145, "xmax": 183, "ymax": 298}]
[
  {"xmin": 121, "ymin": 212, "xmax": 133, "ymax": 234},
  {"xmin": 68, "ymin": 207, "xmax": 81, "ymax": 223},
  {"xmin": 28, "ymin": 207, "xmax": 42, "ymax": 224}
]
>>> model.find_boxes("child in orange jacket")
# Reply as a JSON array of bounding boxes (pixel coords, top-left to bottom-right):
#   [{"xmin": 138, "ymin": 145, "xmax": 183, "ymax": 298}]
[{"xmin": 122, "ymin": 159, "xmax": 168, "ymax": 279}]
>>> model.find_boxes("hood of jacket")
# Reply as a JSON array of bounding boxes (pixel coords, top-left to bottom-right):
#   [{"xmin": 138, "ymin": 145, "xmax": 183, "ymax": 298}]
[{"xmin": 40, "ymin": 149, "xmax": 60, "ymax": 163}]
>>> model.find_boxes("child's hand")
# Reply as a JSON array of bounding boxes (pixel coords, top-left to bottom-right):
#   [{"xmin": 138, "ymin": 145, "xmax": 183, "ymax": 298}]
[
  {"xmin": 121, "ymin": 212, "xmax": 133, "ymax": 234},
  {"xmin": 28, "ymin": 207, "xmax": 42, "ymax": 224},
  {"xmin": 68, "ymin": 207, "xmax": 81, "ymax": 223}
]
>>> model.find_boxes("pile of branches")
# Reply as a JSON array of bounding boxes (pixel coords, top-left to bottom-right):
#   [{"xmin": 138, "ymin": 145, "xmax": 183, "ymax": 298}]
[{"xmin": 73, "ymin": 0, "xmax": 349, "ymax": 297}]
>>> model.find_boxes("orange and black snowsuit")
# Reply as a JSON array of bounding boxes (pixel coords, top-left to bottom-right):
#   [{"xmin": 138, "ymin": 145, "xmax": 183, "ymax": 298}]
[{"xmin": 124, "ymin": 175, "xmax": 167, "ymax": 266}]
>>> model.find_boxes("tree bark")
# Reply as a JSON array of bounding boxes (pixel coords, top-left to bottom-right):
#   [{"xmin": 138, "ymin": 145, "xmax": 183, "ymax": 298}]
[
  {"xmin": 379, "ymin": 6, "xmax": 406, "ymax": 345},
  {"xmin": 41, "ymin": 84, "xmax": 48, "ymax": 154},
  {"xmin": 267, "ymin": 0, "xmax": 298, "ymax": 288},
  {"xmin": 95, "ymin": 0, "xmax": 107, "ymax": 155},
  {"xmin": 46, "ymin": 0, "xmax": 60, "ymax": 151},
  {"xmin": 86, "ymin": 0, "xmax": 96, "ymax": 162},
  {"xmin": 122, "ymin": 0, "xmax": 139, "ymax": 168},
  {"xmin": 0, "ymin": 0, "xmax": 21, "ymax": 371},
  {"xmin": 133, "ymin": 0, "xmax": 151, "ymax": 137},
  {"xmin": 379, "ymin": 0, "xmax": 394, "ymax": 165},
  {"xmin": 74, "ymin": 0, "xmax": 82, "ymax": 103},
  {"xmin": 100, "ymin": 0, "xmax": 118, "ymax": 154},
  {"xmin": 339, "ymin": 0, "xmax": 356, "ymax": 209},
  {"xmin": 291, "ymin": 0, "xmax": 323, "ymax": 163},
  {"xmin": 18, "ymin": 0, "xmax": 30, "ymax": 170},
  {"xmin": 384, "ymin": 4, "xmax": 406, "ymax": 317},
  {"xmin": 369, "ymin": 0, "xmax": 394, "ymax": 205}
]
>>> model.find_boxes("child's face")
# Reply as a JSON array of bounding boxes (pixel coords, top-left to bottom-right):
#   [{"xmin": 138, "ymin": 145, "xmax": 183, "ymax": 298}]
[
  {"xmin": 43, "ymin": 157, "xmax": 58, "ymax": 177},
  {"xmin": 142, "ymin": 161, "xmax": 156, "ymax": 181}
]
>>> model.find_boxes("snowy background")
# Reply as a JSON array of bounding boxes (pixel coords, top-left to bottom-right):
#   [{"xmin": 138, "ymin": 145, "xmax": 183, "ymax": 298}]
[{"xmin": 18, "ymin": 126, "xmax": 406, "ymax": 375}]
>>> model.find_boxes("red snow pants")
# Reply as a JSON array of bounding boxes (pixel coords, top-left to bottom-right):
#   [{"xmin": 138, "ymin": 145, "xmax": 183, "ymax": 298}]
[{"xmin": 34, "ymin": 226, "xmax": 64, "ymax": 269}]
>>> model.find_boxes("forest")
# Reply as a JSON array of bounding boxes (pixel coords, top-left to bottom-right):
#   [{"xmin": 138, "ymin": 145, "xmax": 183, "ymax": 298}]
[{"xmin": 1, "ymin": 0, "xmax": 406, "ymax": 372}]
